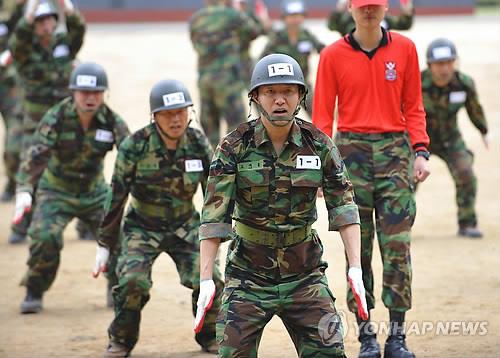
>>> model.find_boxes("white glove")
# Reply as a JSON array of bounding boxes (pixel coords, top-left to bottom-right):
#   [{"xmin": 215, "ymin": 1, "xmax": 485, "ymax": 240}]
[
  {"xmin": 92, "ymin": 245, "xmax": 110, "ymax": 278},
  {"xmin": 0, "ymin": 50, "xmax": 13, "ymax": 67},
  {"xmin": 194, "ymin": 279, "xmax": 216, "ymax": 333},
  {"xmin": 348, "ymin": 267, "xmax": 369, "ymax": 320},
  {"xmin": 62, "ymin": 0, "xmax": 75, "ymax": 13},
  {"xmin": 12, "ymin": 192, "xmax": 32, "ymax": 225}
]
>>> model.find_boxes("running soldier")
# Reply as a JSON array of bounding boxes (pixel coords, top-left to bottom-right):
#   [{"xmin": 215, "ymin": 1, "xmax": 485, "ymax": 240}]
[
  {"xmin": 195, "ymin": 54, "xmax": 368, "ymax": 357},
  {"xmin": 15, "ymin": 62, "xmax": 130, "ymax": 314},
  {"xmin": 8, "ymin": 0, "xmax": 85, "ymax": 243},
  {"xmin": 422, "ymin": 38, "xmax": 489, "ymax": 238},
  {"xmin": 94, "ymin": 80, "xmax": 223, "ymax": 357}
]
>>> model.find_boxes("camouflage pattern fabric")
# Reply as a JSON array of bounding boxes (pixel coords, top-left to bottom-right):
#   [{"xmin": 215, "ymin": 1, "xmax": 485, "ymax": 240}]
[
  {"xmin": 421, "ymin": 69, "xmax": 487, "ymax": 228},
  {"xmin": 99, "ymin": 124, "xmax": 223, "ymax": 350},
  {"xmin": 200, "ymin": 118, "xmax": 359, "ymax": 356},
  {"xmin": 18, "ymin": 96, "xmax": 130, "ymax": 294},
  {"xmin": 0, "ymin": 3, "xmax": 24, "ymax": 188},
  {"xmin": 189, "ymin": 3, "xmax": 262, "ymax": 147},
  {"xmin": 327, "ymin": 11, "xmax": 413, "ymax": 36},
  {"xmin": 335, "ymin": 132, "xmax": 416, "ymax": 313},
  {"xmin": 260, "ymin": 28, "xmax": 324, "ymax": 118},
  {"xmin": 240, "ymin": 11, "xmax": 267, "ymax": 85}
]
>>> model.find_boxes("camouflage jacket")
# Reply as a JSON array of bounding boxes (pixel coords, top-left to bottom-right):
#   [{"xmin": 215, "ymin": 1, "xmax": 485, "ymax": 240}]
[
  {"xmin": 189, "ymin": 3, "xmax": 262, "ymax": 76},
  {"xmin": 99, "ymin": 124, "xmax": 213, "ymax": 249},
  {"xmin": 8, "ymin": 12, "xmax": 85, "ymax": 104},
  {"xmin": 199, "ymin": 118, "xmax": 360, "ymax": 240},
  {"xmin": 421, "ymin": 69, "xmax": 488, "ymax": 150},
  {"xmin": 327, "ymin": 11, "xmax": 413, "ymax": 36},
  {"xmin": 17, "ymin": 97, "xmax": 130, "ymax": 194},
  {"xmin": 261, "ymin": 26, "xmax": 324, "ymax": 79},
  {"xmin": 0, "ymin": 3, "xmax": 23, "ymax": 84}
]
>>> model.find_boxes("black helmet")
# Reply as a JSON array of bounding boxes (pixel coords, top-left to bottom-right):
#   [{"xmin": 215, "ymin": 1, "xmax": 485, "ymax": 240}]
[
  {"xmin": 426, "ymin": 38, "xmax": 457, "ymax": 64},
  {"xmin": 249, "ymin": 53, "xmax": 306, "ymax": 95},
  {"xmin": 69, "ymin": 62, "xmax": 108, "ymax": 91},
  {"xmin": 149, "ymin": 79, "xmax": 193, "ymax": 114},
  {"xmin": 281, "ymin": 0, "xmax": 306, "ymax": 16},
  {"xmin": 34, "ymin": 1, "xmax": 59, "ymax": 21}
]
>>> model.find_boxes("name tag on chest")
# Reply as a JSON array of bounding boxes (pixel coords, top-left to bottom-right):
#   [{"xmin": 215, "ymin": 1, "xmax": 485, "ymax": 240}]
[
  {"xmin": 296, "ymin": 155, "xmax": 321, "ymax": 169},
  {"xmin": 297, "ymin": 40, "xmax": 312, "ymax": 53},
  {"xmin": 95, "ymin": 129, "xmax": 114, "ymax": 143},
  {"xmin": 53, "ymin": 44, "xmax": 70, "ymax": 58},
  {"xmin": 449, "ymin": 91, "xmax": 466, "ymax": 103},
  {"xmin": 185, "ymin": 159, "xmax": 203, "ymax": 172}
]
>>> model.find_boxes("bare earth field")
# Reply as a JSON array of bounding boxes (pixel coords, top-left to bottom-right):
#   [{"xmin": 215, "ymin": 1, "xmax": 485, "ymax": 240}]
[{"xmin": 0, "ymin": 14, "xmax": 499, "ymax": 358}]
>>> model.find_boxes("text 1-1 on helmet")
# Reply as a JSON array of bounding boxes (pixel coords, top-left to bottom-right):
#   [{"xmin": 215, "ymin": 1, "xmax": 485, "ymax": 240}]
[{"xmin": 426, "ymin": 38, "xmax": 457, "ymax": 64}]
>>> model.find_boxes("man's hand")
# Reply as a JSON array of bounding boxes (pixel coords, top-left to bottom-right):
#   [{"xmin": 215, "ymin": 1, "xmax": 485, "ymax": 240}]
[
  {"xmin": 413, "ymin": 156, "xmax": 430, "ymax": 183},
  {"xmin": 348, "ymin": 267, "xmax": 369, "ymax": 320},
  {"xmin": 12, "ymin": 192, "xmax": 32, "ymax": 225},
  {"xmin": 400, "ymin": 0, "xmax": 413, "ymax": 15},
  {"xmin": 24, "ymin": 0, "xmax": 40, "ymax": 23},
  {"xmin": 0, "ymin": 50, "xmax": 13, "ymax": 67},
  {"xmin": 194, "ymin": 279, "xmax": 216, "ymax": 333},
  {"xmin": 92, "ymin": 245, "xmax": 110, "ymax": 278},
  {"xmin": 60, "ymin": 0, "xmax": 75, "ymax": 14}
]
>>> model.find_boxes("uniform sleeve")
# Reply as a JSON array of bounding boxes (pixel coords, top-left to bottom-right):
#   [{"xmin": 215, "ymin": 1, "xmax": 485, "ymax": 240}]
[
  {"xmin": 464, "ymin": 78, "xmax": 488, "ymax": 135},
  {"xmin": 385, "ymin": 13, "xmax": 414, "ymax": 31},
  {"xmin": 327, "ymin": 10, "xmax": 352, "ymax": 36},
  {"xmin": 402, "ymin": 41, "xmax": 430, "ymax": 150},
  {"xmin": 16, "ymin": 109, "xmax": 59, "ymax": 194},
  {"xmin": 65, "ymin": 12, "xmax": 85, "ymax": 57},
  {"xmin": 98, "ymin": 138, "xmax": 136, "ymax": 249},
  {"xmin": 6, "ymin": 4, "xmax": 24, "ymax": 32},
  {"xmin": 321, "ymin": 142, "xmax": 360, "ymax": 230},
  {"xmin": 112, "ymin": 115, "xmax": 131, "ymax": 148},
  {"xmin": 199, "ymin": 133, "xmax": 214, "ymax": 197},
  {"xmin": 8, "ymin": 18, "xmax": 34, "ymax": 67},
  {"xmin": 199, "ymin": 141, "xmax": 237, "ymax": 240},
  {"xmin": 260, "ymin": 32, "xmax": 276, "ymax": 58},
  {"xmin": 312, "ymin": 48, "xmax": 337, "ymax": 137},
  {"xmin": 238, "ymin": 11, "xmax": 262, "ymax": 44}
]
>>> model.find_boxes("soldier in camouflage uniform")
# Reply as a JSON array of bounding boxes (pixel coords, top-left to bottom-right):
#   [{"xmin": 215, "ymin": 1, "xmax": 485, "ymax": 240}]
[
  {"xmin": 13, "ymin": 62, "xmax": 130, "ymax": 314},
  {"xmin": 327, "ymin": 0, "xmax": 414, "ymax": 36},
  {"xmin": 195, "ymin": 54, "xmax": 368, "ymax": 358},
  {"xmin": 8, "ymin": 0, "xmax": 85, "ymax": 243},
  {"xmin": 261, "ymin": 0, "xmax": 324, "ymax": 119},
  {"xmin": 93, "ymin": 80, "xmax": 223, "ymax": 358},
  {"xmin": 422, "ymin": 38, "xmax": 488, "ymax": 239},
  {"xmin": 189, "ymin": 0, "xmax": 262, "ymax": 148},
  {"xmin": 0, "ymin": 0, "xmax": 24, "ymax": 201}
]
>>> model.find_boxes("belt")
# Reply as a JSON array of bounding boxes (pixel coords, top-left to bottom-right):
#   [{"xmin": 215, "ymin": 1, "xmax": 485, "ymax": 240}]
[
  {"xmin": 337, "ymin": 131, "xmax": 406, "ymax": 141},
  {"xmin": 130, "ymin": 197, "xmax": 193, "ymax": 219},
  {"xmin": 234, "ymin": 221, "xmax": 312, "ymax": 248},
  {"xmin": 45, "ymin": 170, "xmax": 98, "ymax": 193}
]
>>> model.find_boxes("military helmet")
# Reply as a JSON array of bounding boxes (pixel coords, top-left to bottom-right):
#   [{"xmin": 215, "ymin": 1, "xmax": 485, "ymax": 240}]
[
  {"xmin": 149, "ymin": 79, "xmax": 193, "ymax": 114},
  {"xmin": 249, "ymin": 53, "xmax": 306, "ymax": 94},
  {"xmin": 282, "ymin": 0, "xmax": 306, "ymax": 16},
  {"xmin": 69, "ymin": 62, "xmax": 108, "ymax": 91},
  {"xmin": 426, "ymin": 38, "xmax": 457, "ymax": 64},
  {"xmin": 34, "ymin": 0, "xmax": 59, "ymax": 21}
]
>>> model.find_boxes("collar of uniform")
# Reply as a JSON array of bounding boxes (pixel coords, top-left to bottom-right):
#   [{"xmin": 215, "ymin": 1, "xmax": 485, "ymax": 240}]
[
  {"xmin": 68, "ymin": 97, "xmax": 108, "ymax": 127},
  {"xmin": 346, "ymin": 27, "xmax": 390, "ymax": 54},
  {"xmin": 253, "ymin": 118, "xmax": 303, "ymax": 148},
  {"xmin": 147, "ymin": 123, "xmax": 189, "ymax": 155}
]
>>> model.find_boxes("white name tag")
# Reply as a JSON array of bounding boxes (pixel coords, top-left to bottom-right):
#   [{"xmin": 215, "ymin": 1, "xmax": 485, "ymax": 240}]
[
  {"xmin": 0, "ymin": 24, "xmax": 8, "ymax": 36},
  {"xmin": 163, "ymin": 92, "xmax": 185, "ymax": 106},
  {"xmin": 432, "ymin": 46, "xmax": 452, "ymax": 61},
  {"xmin": 95, "ymin": 129, "xmax": 114, "ymax": 143},
  {"xmin": 76, "ymin": 75, "xmax": 97, "ymax": 87},
  {"xmin": 185, "ymin": 159, "xmax": 203, "ymax": 172},
  {"xmin": 53, "ymin": 44, "xmax": 70, "ymax": 58},
  {"xmin": 286, "ymin": 1, "xmax": 304, "ymax": 14},
  {"xmin": 296, "ymin": 155, "xmax": 321, "ymax": 170},
  {"xmin": 449, "ymin": 91, "xmax": 466, "ymax": 103},
  {"xmin": 268, "ymin": 63, "xmax": 294, "ymax": 77},
  {"xmin": 297, "ymin": 40, "xmax": 313, "ymax": 53}
]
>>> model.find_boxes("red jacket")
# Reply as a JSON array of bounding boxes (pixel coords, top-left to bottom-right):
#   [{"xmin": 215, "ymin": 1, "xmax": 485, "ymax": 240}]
[{"xmin": 312, "ymin": 30, "xmax": 429, "ymax": 150}]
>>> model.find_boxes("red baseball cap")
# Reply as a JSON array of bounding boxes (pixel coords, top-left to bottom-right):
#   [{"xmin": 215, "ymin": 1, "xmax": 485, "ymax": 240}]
[{"xmin": 351, "ymin": 0, "xmax": 387, "ymax": 8}]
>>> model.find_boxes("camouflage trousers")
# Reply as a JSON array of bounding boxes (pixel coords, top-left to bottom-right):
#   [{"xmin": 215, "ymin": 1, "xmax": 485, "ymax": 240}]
[
  {"xmin": 108, "ymin": 210, "xmax": 224, "ymax": 351},
  {"xmin": 0, "ymin": 81, "xmax": 23, "ymax": 184},
  {"xmin": 217, "ymin": 232, "xmax": 346, "ymax": 358},
  {"xmin": 335, "ymin": 132, "xmax": 416, "ymax": 313},
  {"xmin": 198, "ymin": 69, "xmax": 246, "ymax": 148},
  {"xmin": 20, "ymin": 183, "xmax": 112, "ymax": 295},
  {"xmin": 429, "ymin": 137, "xmax": 477, "ymax": 228}
]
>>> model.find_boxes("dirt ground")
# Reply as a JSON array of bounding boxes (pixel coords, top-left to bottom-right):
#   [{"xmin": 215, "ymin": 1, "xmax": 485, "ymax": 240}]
[{"xmin": 0, "ymin": 14, "xmax": 499, "ymax": 358}]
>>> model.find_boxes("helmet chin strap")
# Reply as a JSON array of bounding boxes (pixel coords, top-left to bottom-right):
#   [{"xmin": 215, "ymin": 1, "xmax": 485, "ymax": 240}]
[
  {"xmin": 150, "ymin": 114, "xmax": 192, "ymax": 141},
  {"xmin": 252, "ymin": 99, "xmax": 302, "ymax": 127}
]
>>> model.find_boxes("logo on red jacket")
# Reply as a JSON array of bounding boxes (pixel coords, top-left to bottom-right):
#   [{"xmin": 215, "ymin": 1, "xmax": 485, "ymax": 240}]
[{"xmin": 385, "ymin": 61, "xmax": 397, "ymax": 81}]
